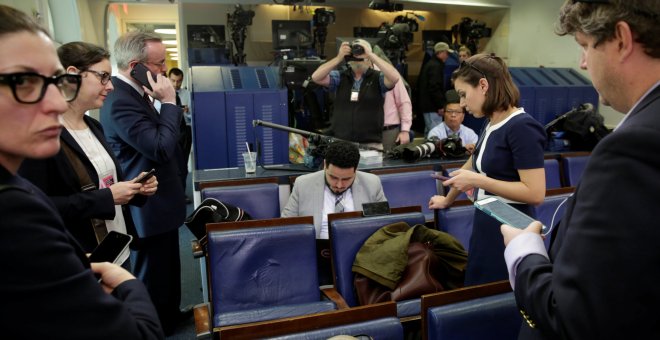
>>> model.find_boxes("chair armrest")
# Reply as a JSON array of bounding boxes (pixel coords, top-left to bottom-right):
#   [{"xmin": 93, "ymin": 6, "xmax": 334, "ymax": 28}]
[
  {"xmin": 194, "ymin": 303, "xmax": 212, "ymax": 339},
  {"xmin": 192, "ymin": 239, "xmax": 204, "ymax": 259},
  {"xmin": 321, "ymin": 287, "xmax": 350, "ymax": 309}
]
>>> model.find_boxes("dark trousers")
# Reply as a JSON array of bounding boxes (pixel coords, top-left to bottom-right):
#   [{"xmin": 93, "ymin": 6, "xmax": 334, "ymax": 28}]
[{"xmin": 131, "ymin": 229, "xmax": 181, "ymax": 334}]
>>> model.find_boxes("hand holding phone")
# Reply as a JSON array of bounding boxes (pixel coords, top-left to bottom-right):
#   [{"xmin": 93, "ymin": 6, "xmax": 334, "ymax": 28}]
[
  {"xmin": 130, "ymin": 63, "xmax": 157, "ymax": 91},
  {"xmin": 134, "ymin": 168, "xmax": 155, "ymax": 184},
  {"xmin": 474, "ymin": 197, "xmax": 546, "ymax": 231},
  {"xmin": 89, "ymin": 231, "xmax": 133, "ymax": 265},
  {"xmin": 431, "ymin": 173, "xmax": 451, "ymax": 181}
]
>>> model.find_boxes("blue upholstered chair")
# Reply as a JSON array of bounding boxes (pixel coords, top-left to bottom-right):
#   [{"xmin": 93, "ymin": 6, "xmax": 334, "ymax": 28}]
[
  {"xmin": 422, "ymin": 280, "xmax": 521, "ymax": 340},
  {"xmin": 371, "ymin": 166, "xmax": 441, "ymax": 222},
  {"xmin": 214, "ymin": 301, "xmax": 403, "ymax": 340},
  {"xmin": 561, "ymin": 153, "xmax": 590, "ymax": 187},
  {"xmin": 534, "ymin": 187, "xmax": 575, "ymax": 250},
  {"xmin": 199, "ymin": 177, "xmax": 281, "ymax": 220},
  {"xmin": 328, "ymin": 206, "xmax": 427, "ymax": 319},
  {"xmin": 434, "ymin": 200, "xmax": 475, "ymax": 252},
  {"xmin": 544, "ymin": 158, "xmax": 562, "ymax": 189},
  {"xmin": 197, "ymin": 216, "xmax": 341, "ymax": 334}
]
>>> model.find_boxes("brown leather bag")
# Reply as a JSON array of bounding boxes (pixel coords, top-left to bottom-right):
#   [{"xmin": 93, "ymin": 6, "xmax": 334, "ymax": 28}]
[{"xmin": 354, "ymin": 242, "xmax": 444, "ymax": 305}]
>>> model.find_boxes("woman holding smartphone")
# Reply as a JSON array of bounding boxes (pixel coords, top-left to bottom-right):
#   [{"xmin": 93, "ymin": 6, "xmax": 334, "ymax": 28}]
[
  {"xmin": 0, "ymin": 5, "xmax": 162, "ymax": 337},
  {"xmin": 429, "ymin": 54, "xmax": 546, "ymax": 286},
  {"xmin": 19, "ymin": 42, "xmax": 158, "ymax": 253}
]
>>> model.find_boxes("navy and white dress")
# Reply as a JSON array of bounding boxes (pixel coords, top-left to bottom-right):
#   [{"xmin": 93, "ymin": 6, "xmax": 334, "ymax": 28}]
[{"xmin": 465, "ymin": 108, "xmax": 546, "ymax": 286}]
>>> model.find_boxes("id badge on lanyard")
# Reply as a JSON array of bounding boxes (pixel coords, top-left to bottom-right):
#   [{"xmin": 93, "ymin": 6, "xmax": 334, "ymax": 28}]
[{"xmin": 350, "ymin": 90, "xmax": 359, "ymax": 102}]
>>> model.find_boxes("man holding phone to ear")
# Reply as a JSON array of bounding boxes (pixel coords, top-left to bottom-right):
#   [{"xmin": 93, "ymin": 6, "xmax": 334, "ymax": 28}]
[{"xmin": 100, "ymin": 31, "xmax": 187, "ymax": 336}]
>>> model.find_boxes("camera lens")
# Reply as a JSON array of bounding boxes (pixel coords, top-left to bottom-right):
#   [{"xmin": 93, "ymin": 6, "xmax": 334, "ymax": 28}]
[{"xmin": 351, "ymin": 44, "xmax": 365, "ymax": 56}]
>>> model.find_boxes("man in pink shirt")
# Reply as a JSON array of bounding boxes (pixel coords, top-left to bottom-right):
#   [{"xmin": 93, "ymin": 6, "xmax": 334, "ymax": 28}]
[
  {"xmin": 382, "ymin": 78, "xmax": 412, "ymax": 151},
  {"xmin": 372, "ymin": 45, "xmax": 412, "ymax": 151}
]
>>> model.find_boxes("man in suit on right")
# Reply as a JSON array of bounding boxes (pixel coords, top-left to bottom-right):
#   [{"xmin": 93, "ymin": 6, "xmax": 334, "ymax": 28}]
[
  {"xmin": 501, "ymin": 1, "xmax": 660, "ymax": 339},
  {"xmin": 100, "ymin": 31, "xmax": 187, "ymax": 336}
]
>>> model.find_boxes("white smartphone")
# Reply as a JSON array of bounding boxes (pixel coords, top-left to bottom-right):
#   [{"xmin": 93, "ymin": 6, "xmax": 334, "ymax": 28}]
[{"xmin": 474, "ymin": 197, "xmax": 546, "ymax": 231}]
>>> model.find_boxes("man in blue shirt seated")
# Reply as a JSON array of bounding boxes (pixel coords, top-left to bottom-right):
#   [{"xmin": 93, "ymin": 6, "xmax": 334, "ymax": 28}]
[{"xmin": 427, "ymin": 90, "xmax": 478, "ymax": 153}]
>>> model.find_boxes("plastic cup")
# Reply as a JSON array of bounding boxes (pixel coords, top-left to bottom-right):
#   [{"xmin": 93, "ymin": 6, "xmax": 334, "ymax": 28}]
[{"xmin": 242, "ymin": 152, "xmax": 257, "ymax": 174}]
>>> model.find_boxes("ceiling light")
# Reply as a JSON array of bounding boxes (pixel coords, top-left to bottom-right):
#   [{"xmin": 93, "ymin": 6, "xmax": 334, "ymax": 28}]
[
  {"xmin": 170, "ymin": 53, "xmax": 179, "ymax": 57},
  {"xmin": 166, "ymin": 47, "xmax": 178, "ymax": 52},
  {"xmin": 155, "ymin": 28, "xmax": 177, "ymax": 35},
  {"xmin": 171, "ymin": 56, "xmax": 179, "ymax": 61},
  {"xmin": 163, "ymin": 40, "xmax": 177, "ymax": 45}
]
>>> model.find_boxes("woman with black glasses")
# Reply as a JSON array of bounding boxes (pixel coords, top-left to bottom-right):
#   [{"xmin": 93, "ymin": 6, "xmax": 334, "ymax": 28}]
[
  {"xmin": 429, "ymin": 54, "xmax": 546, "ymax": 286},
  {"xmin": 19, "ymin": 41, "xmax": 158, "ymax": 253},
  {"xmin": 0, "ymin": 4, "xmax": 162, "ymax": 338}
]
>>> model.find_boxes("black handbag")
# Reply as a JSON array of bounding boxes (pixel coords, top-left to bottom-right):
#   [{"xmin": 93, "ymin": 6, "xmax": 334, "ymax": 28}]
[{"xmin": 184, "ymin": 198, "xmax": 251, "ymax": 242}]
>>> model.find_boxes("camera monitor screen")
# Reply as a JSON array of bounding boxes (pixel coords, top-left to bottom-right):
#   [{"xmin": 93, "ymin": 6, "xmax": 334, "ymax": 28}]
[{"xmin": 272, "ymin": 20, "xmax": 313, "ymax": 50}]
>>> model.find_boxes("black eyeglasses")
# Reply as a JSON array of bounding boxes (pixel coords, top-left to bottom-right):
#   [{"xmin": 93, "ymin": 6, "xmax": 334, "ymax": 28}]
[
  {"xmin": 460, "ymin": 61, "xmax": 487, "ymax": 79},
  {"xmin": 0, "ymin": 72, "xmax": 81, "ymax": 104},
  {"xmin": 82, "ymin": 69, "xmax": 111, "ymax": 85}
]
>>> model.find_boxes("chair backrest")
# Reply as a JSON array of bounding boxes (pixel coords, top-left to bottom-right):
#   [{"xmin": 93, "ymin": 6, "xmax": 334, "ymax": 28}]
[
  {"xmin": 200, "ymin": 177, "xmax": 280, "ymax": 220},
  {"xmin": 371, "ymin": 166, "xmax": 440, "ymax": 221},
  {"xmin": 206, "ymin": 217, "xmax": 329, "ymax": 326},
  {"xmin": 421, "ymin": 280, "xmax": 520, "ymax": 340},
  {"xmin": 561, "ymin": 153, "xmax": 590, "ymax": 187},
  {"xmin": 217, "ymin": 301, "xmax": 403, "ymax": 340},
  {"xmin": 544, "ymin": 158, "xmax": 562, "ymax": 189},
  {"xmin": 434, "ymin": 200, "xmax": 475, "ymax": 251},
  {"xmin": 534, "ymin": 187, "xmax": 574, "ymax": 249},
  {"xmin": 328, "ymin": 206, "xmax": 426, "ymax": 308}
]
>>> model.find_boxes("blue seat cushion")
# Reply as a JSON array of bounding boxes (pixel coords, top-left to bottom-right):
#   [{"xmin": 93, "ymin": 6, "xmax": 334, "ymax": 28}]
[
  {"xmin": 330, "ymin": 212, "xmax": 426, "ymax": 309},
  {"xmin": 378, "ymin": 171, "xmax": 439, "ymax": 219},
  {"xmin": 426, "ymin": 292, "xmax": 521, "ymax": 340},
  {"xmin": 215, "ymin": 301, "xmax": 336, "ymax": 327},
  {"xmin": 265, "ymin": 317, "xmax": 404, "ymax": 340},
  {"xmin": 436, "ymin": 205, "xmax": 475, "ymax": 252},
  {"xmin": 208, "ymin": 224, "xmax": 323, "ymax": 321},
  {"xmin": 396, "ymin": 298, "xmax": 421, "ymax": 318}
]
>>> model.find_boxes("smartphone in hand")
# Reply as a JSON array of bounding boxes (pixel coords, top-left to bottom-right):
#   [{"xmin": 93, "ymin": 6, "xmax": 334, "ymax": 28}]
[
  {"xmin": 431, "ymin": 173, "xmax": 451, "ymax": 181},
  {"xmin": 89, "ymin": 231, "xmax": 133, "ymax": 265},
  {"xmin": 130, "ymin": 63, "xmax": 156, "ymax": 91},
  {"xmin": 474, "ymin": 197, "xmax": 546, "ymax": 231},
  {"xmin": 134, "ymin": 168, "xmax": 155, "ymax": 184}
]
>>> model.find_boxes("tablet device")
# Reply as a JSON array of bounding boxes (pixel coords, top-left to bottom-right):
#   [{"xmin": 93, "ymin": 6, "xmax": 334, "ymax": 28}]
[{"xmin": 474, "ymin": 197, "xmax": 546, "ymax": 231}]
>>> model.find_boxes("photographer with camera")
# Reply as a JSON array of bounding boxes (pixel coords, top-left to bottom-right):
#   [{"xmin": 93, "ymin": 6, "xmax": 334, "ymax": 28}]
[
  {"xmin": 311, "ymin": 39, "xmax": 401, "ymax": 150},
  {"xmin": 427, "ymin": 90, "xmax": 478, "ymax": 154}
]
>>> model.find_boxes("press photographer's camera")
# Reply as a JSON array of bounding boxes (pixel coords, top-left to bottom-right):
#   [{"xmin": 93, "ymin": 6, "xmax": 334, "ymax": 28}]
[
  {"xmin": 439, "ymin": 135, "xmax": 467, "ymax": 158},
  {"xmin": 345, "ymin": 43, "xmax": 366, "ymax": 62}
]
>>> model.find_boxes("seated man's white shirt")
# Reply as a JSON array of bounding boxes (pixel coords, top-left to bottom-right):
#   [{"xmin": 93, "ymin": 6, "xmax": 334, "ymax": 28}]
[{"xmin": 320, "ymin": 186, "xmax": 354, "ymax": 239}]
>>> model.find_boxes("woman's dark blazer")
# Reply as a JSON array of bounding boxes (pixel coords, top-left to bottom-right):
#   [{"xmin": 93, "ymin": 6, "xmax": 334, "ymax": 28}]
[{"xmin": 19, "ymin": 115, "xmax": 144, "ymax": 252}]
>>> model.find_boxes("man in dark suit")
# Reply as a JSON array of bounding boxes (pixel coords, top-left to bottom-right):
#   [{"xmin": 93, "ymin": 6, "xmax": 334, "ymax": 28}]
[
  {"xmin": 100, "ymin": 31, "xmax": 187, "ymax": 335},
  {"xmin": 501, "ymin": 1, "xmax": 660, "ymax": 339},
  {"xmin": 417, "ymin": 42, "xmax": 452, "ymax": 135}
]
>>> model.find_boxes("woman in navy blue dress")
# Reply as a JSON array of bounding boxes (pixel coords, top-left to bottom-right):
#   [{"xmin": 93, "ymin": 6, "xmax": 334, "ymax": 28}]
[{"xmin": 429, "ymin": 54, "xmax": 546, "ymax": 286}]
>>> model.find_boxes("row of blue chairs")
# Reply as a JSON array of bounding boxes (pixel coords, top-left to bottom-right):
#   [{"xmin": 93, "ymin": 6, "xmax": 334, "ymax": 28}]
[
  {"xmin": 195, "ymin": 152, "xmax": 589, "ymax": 228},
  {"xmin": 194, "ymin": 207, "xmax": 520, "ymax": 339}
]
